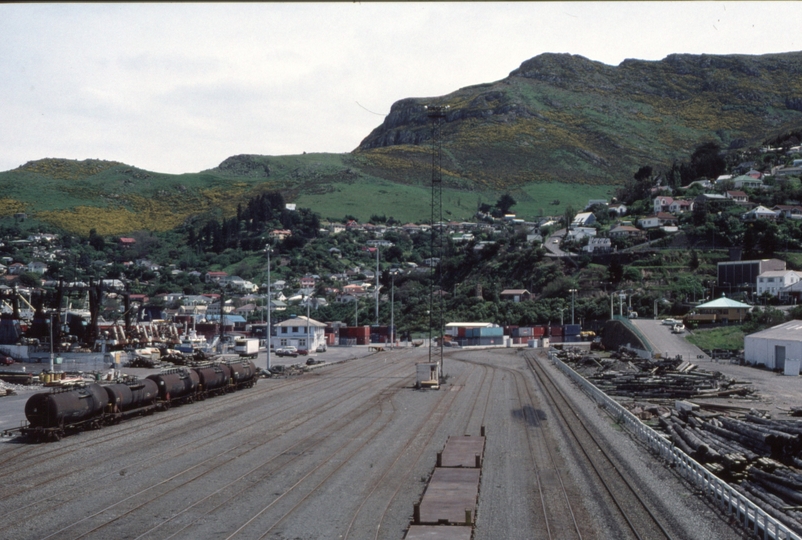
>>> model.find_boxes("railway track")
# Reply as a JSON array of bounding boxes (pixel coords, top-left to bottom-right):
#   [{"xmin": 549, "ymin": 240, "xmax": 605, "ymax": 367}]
[
  {"xmin": 0, "ymin": 353, "xmax": 419, "ymax": 536},
  {"xmin": 450, "ymin": 351, "xmax": 589, "ymax": 539},
  {"xmin": 524, "ymin": 350, "xmax": 675, "ymax": 540}
]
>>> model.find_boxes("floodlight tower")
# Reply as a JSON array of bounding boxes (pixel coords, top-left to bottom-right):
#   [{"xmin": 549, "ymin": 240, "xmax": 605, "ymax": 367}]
[{"xmin": 426, "ymin": 104, "xmax": 448, "ymax": 375}]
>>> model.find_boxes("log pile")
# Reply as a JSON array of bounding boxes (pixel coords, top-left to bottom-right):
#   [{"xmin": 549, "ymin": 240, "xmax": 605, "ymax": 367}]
[
  {"xmin": 662, "ymin": 405, "xmax": 802, "ymax": 531},
  {"xmin": 554, "ymin": 347, "xmax": 802, "ymax": 529},
  {"xmin": 555, "ymin": 348, "xmax": 754, "ymax": 401}
]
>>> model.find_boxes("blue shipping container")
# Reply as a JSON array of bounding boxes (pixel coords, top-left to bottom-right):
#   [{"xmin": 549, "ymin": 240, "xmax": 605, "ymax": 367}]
[{"xmin": 478, "ymin": 327, "xmax": 504, "ymax": 337}]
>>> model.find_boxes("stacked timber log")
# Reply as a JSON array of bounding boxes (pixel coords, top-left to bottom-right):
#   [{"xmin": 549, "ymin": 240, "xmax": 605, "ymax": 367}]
[
  {"xmin": 555, "ymin": 348, "xmax": 754, "ymax": 400},
  {"xmin": 661, "ymin": 405, "xmax": 802, "ymax": 531},
  {"xmin": 554, "ymin": 347, "xmax": 802, "ymax": 530}
]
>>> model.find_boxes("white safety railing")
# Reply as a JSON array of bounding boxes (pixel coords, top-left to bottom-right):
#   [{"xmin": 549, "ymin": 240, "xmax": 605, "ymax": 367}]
[{"xmin": 549, "ymin": 351, "xmax": 801, "ymax": 540}]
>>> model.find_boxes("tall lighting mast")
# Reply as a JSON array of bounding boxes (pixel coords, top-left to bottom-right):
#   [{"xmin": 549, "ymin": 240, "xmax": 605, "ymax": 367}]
[{"xmin": 426, "ymin": 104, "xmax": 448, "ymax": 378}]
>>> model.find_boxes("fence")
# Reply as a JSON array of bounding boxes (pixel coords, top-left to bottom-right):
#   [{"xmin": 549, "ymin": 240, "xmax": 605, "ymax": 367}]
[{"xmin": 549, "ymin": 351, "xmax": 801, "ymax": 540}]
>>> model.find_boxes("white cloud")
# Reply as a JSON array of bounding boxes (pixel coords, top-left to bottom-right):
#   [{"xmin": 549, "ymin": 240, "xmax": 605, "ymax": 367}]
[{"xmin": 1, "ymin": 2, "xmax": 801, "ymax": 174}]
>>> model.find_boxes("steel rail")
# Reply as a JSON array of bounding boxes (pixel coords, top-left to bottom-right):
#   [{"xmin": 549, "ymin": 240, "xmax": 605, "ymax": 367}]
[
  {"xmin": 38, "ymin": 356, "xmax": 417, "ymax": 540},
  {"xmin": 526, "ymin": 352, "xmax": 673, "ymax": 540}
]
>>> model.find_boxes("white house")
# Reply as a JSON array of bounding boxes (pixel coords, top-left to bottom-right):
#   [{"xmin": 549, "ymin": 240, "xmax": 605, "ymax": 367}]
[
  {"xmin": 744, "ymin": 320, "xmax": 802, "ymax": 370},
  {"xmin": 608, "ymin": 203, "xmax": 627, "ymax": 216},
  {"xmin": 668, "ymin": 199, "xmax": 694, "ymax": 214},
  {"xmin": 571, "ymin": 212, "xmax": 596, "ymax": 228},
  {"xmin": 653, "ymin": 196, "xmax": 673, "ymax": 214},
  {"xmin": 567, "ymin": 227, "xmax": 596, "ymax": 242},
  {"xmin": 583, "ymin": 237, "xmax": 612, "ymax": 253},
  {"xmin": 272, "ymin": 315, "xmax": 326, "ymax": 351},
  {"xmin": 638, "ymin": 216, "xmax": 660, "ymax": 229},
  {"xmin": 742, "ymin": 206, "xmax": 779, "ymax": 222},
  {"xmin": 27, "ymin": 261, "xmax": 48, "ymax": 274},
  {"xmin": 756, "ymin": 270, "xmax": 802, "ymax": 297}
]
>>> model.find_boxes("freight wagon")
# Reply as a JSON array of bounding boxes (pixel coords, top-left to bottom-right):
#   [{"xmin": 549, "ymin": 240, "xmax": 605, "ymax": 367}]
[{"xmin": 11, "ymin": 359, "xmax": 258, "ymax": 442}]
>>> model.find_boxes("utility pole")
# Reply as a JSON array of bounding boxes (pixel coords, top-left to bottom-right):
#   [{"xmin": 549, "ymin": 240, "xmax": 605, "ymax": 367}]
[
  {"xmin": 390, "ymin": 270, "xmax": 397, "ymax": 348},
  {"xmin": 265, "ymin": 244, "xmax": 272, "ymax": 371},
  {"xmin": 375, "ymin": 245, "xmax": 380, "ymax": 326}
]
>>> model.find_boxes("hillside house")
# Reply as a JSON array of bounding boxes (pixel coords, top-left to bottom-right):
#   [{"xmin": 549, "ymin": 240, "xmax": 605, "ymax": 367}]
[
  {"xmin": 583, "ymin": 237, "xmax": 612, "ymax": 254},
  {"xmin": 772, "ymin": 205, "xmax": 802, "ymax": 220},
  {"xmin": 756, "ymin": 270, "xmax": 802, "ymax": 297},
  {"xmin": 567, "ymin": 227, "xmax": 596, "ymax": 241},
  {"xmin": 668, "ymin": 199, "xmax": 694, "ymax": 214},
  {"xmin": 726, "ymin": 191, "xmax": 749, "ymax": 204},
  {"xmin": 27, "ymin": 261, "xmax": 48, "ymax": 274},
  {"xmin": 742, "ymin": 206, "xmax": 779, "ymax": 222},
  {"xmin": 329, "ymin": 223, "xmax": 346, "ymax": 234},
  {"xmin": 732, "ymin": 175, "xmax": 764, "ymax": 190},
  {"xmin": 653, "ymin": 196, "xmax": 673, "ymax": 214},
  {"xmin": 205, "ymin": 271, "xmax": 228, "ymax": 284},
  {"xmin": 694, "ymin": 193, "xmax": 731, "ymax": 211},
  {"xmin": 571, "ymin": 212, "xmax": 596, "ymax": 228},
  {"xmin": 608, "ymin": 203, "xmax": 627, "ymax": 216},
  {"xmin": 638, "ymin": 216, "xmax": 660, "ymax": 229},
  {"xmin": 500, "ymin": 289, "xmax": 531, "ymax": 302},
  {"xmin": 609, "ymin": 225, "xmax": 643, "ymax": 239},
  {"xmin": 269, "ymin": 229, "xmax": 292, "ymax": 241}
]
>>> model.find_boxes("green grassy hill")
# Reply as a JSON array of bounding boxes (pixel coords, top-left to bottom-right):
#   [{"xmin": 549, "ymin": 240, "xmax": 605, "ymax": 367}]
[{"xmin": 2, "ymin": 51, "xmax": 802, "ymax": 235}]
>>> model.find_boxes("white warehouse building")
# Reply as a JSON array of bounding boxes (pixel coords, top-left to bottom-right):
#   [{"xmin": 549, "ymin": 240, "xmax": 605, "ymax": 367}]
[{"xmin": 744, "ymin": 320, "xmax": 802, "ymax": 372}]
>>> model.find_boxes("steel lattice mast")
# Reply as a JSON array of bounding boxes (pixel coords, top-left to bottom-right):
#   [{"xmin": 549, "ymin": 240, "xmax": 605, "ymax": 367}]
[{"xmin": 426, "ymin": 104, "xmax": 447, "ymax": 375}]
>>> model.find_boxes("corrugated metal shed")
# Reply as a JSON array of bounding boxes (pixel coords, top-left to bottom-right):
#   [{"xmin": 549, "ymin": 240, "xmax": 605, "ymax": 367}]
[{"xmin": 744, "ymin": 320, "xmax": 802, "ymax": 369}]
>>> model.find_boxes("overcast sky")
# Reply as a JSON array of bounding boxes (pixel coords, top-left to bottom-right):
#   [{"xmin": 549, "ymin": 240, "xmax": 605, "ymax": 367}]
[{"xmin": 2, "ymin": 2, "xmax": 801, "ymax": 174}]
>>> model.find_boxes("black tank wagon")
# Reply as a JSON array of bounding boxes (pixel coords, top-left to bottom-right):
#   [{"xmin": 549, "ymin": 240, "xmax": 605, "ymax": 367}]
[{"xmin": 13, "ymin": 360, "xmax": 259, "ymax": 442}]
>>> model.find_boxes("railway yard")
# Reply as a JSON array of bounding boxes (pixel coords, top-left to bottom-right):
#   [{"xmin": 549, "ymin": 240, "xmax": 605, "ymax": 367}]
[{"xmin": 0, "ymin": 344, "xmax": 760, "ymax": 540}]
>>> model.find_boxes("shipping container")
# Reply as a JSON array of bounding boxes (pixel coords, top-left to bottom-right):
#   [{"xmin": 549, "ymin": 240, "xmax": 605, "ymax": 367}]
[
  {"xmin": 564, "ymin": 324, "xmax": 581, "ymax": 336},
  {"xmin": 550, "ymin": 325, "xmax": 564, "ymax": 336},
  {"xmin": 478, "ymin": 327, "xmax": 504, "ymax": 337},
  {"xmin": 532, "ymin": 326, "xmax": 546, "ymax": 338},
  {"xmin": 513, "ymin": 327, "xmax": 534, "ymax": 337},
  {"xmin": 503, "ymin": 325, "xmax": 518, "ymax": 336}
]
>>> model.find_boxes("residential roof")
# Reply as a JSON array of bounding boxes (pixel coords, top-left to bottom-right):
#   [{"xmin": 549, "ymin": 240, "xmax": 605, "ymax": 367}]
[
  {"xmin": 274, "ymin": 315, "xmax": 326, "ymax": 328},
  {"xmin": 500, "ymin": 289, "xmax": 530, "ymax": 295},
  {"xmin": 696, "ymin": 296, "xmax": 751, "ymax": 309}
]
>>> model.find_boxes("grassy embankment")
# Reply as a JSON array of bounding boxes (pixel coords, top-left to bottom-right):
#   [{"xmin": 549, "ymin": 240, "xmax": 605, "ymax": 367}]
[{"xmin": 686, "ymin": 326, "xmax": 745, "ymax": 351}]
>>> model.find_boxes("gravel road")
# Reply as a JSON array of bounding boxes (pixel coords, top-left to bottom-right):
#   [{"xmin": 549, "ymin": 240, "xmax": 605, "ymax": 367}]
[{"xmin": 0, "ymin": 345, "xmax": 749, "ymax": 539}]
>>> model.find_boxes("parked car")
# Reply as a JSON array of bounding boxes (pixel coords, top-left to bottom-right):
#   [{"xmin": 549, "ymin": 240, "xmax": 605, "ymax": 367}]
[
  {"xmin": 0, "ymin": 356, "xmax": 14, "ymax": 365},
  {"xmin": 661, "ymin": 318, "xmax": 679, "ymax": 326},
  {"xmin": 275, "ymin": 347, "xmax": 298, "ymax": 357},
  {"xmin": 296, "ymin": 349, "xmax": 309, "ymax": 356},
  {"xmin": 316, "ymin": 344, "xmax": 327, "ymax": 353}
]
